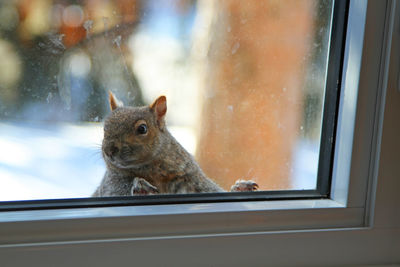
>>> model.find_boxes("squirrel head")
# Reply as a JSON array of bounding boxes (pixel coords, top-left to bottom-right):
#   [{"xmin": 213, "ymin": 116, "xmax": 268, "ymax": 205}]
[{"xmin": 102, "ymin": 92, "xmax": 168, "ymax": 169}]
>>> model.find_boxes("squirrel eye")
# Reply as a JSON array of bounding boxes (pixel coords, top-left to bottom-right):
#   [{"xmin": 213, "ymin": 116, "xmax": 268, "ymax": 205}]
[{"xmin": 136, "ymin": 124, "xmax": 147, "ymax": 135}]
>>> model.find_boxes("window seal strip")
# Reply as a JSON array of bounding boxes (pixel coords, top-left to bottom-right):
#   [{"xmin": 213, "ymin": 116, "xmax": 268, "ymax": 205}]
[
  {"xmin": 317, "ymin": 0, "xmax": 350, "ymax": 196},
  {"xmin": 0, "ymin": 189, "xmax": 323, "ymax": 212}
]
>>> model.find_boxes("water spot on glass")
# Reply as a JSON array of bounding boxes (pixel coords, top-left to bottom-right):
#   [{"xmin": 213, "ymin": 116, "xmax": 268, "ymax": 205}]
[
  {"xmin": 46, "ymin": 92, "xmax": 53, "ymax": 103},
  {"xmin": 227, "ymin": 105, "xmax": 233, "ymax": 112},
  {"xmin": 282, "ymin": 87, "xmax": 287, "ymax": 92},
  {"xmin": 231, "ymin": 42, "xmax": 240, "ymax": 54},
  {"xmin": 113, "ymin": 35, "xmax": 122, "ymax": 47},
  {"xmin": 227, "ymin": 26, "xmax": 231, "ymax": 33},
  {"xmin": 83, "ymin": 20, "xmax": 93, "ymax": 38},
  {"xmin": 38, "ymin": 33, "xmax": 65, "ymax": 54},
  {"xmin": 50, "ymin": 34, "xmax": 65, "ymax": 48}
]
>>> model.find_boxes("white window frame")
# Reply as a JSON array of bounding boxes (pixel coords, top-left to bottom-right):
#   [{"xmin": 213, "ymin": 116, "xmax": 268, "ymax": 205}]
[{"xmin": 1, "ymin": 0, "xmax": 399, "ymax": 265}]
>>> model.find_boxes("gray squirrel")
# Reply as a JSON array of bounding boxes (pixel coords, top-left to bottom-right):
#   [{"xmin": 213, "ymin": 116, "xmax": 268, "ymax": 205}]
[{"xmin": 92, "ymin": 92, "xmax": 258, "ymax": 197}]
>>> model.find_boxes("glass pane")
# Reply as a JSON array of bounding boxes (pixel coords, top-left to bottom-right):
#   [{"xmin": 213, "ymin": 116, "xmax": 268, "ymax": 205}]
[{"xmin": 0, "ymin": 0, "xmax": 333, "ymax": 201}]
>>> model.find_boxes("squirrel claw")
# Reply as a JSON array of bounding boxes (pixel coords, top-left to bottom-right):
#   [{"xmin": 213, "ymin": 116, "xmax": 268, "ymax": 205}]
[
  {"xmin": 131, "ymin": 177, "xmax": 159, "ymax": 195},
  {"xmin": 230, "ymin": 179, "xmax": 259, "ymax": 192}
]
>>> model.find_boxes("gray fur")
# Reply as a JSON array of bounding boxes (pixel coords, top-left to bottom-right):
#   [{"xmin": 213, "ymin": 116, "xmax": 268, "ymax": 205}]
[{"xmin": 93, "ymin": 95, "xmax": 256, "ymax": 197}]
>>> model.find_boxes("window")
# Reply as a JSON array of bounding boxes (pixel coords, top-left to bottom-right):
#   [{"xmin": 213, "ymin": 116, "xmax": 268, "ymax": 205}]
[
  {"xmin": 0, "ymin": 0, "xmax": 343, "ymax": 205},
  {"xmin": 0, "ymin": 0, "xmax": 399, "ymax": 265}
]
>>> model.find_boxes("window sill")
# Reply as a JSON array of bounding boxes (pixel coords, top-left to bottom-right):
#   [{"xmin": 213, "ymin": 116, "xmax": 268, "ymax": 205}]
[{"xmin": 0, "ymin": 199, "xmax": 364, "ymax": 247}]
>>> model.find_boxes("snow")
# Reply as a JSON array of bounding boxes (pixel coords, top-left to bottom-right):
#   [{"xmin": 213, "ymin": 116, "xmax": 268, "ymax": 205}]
[{"xmin": 0, "ymin": 122, "xmax": 105, "ymax": 200}]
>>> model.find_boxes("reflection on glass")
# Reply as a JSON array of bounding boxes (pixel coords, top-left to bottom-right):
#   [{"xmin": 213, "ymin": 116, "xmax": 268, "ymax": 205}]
[{"xmin": 0, "ymin": 0, "xmax": 333, "ymax": 200}]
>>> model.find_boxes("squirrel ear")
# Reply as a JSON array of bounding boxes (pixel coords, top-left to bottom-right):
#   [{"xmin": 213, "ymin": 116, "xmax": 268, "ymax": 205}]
[
  {"xmin": 150, "ymin": 95, "xmax": 167, "ymax": 126},
  {"xmin": 109, "ymin": 91, "xmax": 123, "ymax": 111}
]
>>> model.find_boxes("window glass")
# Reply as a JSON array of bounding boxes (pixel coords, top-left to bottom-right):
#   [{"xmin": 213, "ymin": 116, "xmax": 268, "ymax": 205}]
[{"xmin": 0, "ymin": 0, "xmax": 333, "ymax": 201}]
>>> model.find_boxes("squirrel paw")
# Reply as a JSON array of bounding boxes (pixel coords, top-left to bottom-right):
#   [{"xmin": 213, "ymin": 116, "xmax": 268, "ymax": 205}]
[
  {"xmin": 230, "ymin": 179, "xmax": 259, "ymax": 192},
  {"xmin": 131, "ymin": 177, "xmax": 159, "ymax": 195}
]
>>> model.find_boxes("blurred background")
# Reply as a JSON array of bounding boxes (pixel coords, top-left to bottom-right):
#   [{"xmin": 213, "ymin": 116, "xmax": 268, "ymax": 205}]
[{"xmin": 0, "ymin": 0, "xmax": 333, "ymax": 200}]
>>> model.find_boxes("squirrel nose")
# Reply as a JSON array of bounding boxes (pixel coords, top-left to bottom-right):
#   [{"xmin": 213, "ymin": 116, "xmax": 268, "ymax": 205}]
[{"xmin": 107, "ymin": 143, "xmax": 119, "ymax": 158}]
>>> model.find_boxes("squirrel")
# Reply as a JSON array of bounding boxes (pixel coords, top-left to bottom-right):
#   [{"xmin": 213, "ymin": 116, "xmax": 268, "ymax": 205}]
[{"xmin": 92, "ymin": 92, "xmax": 258, "ymax": 197}]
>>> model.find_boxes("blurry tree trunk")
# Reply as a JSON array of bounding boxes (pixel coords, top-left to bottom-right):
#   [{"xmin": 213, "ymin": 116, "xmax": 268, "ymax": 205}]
[{"xmin": 195, "ymin": 0, "xmax": 315, "ymax": 190}]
